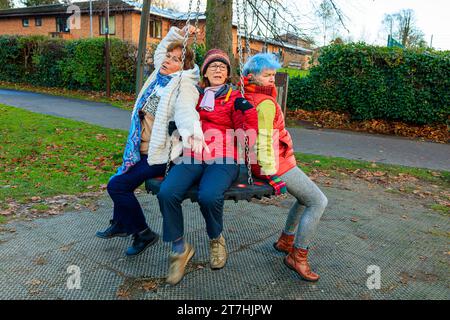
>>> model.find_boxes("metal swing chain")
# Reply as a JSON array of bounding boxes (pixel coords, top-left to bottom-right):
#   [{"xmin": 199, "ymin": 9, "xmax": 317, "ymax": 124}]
[
  {"xmin": 236, "ymin": 0, "xmax": 254, "ymax": 186},
  {"xmin": 236, "ymin": 0, "xmax": 245, "ymax": 98},
  {"xmin": 244, "ymin": 136, "xmax": 254, "ymax": 185},
  {"xmin": 165, "ymin": 0, "xmax": 195, "ymax": 177},
  {"xmin": 165, "ymin": 139, "xmax": 173, "ymax": 177},
  {"xmin": 192, "ymin": 0, "xmax": 202, "ymax": 59},
  {"xmin": 243, "ymin": 0, "xmax": 251, "ymax": 58}
]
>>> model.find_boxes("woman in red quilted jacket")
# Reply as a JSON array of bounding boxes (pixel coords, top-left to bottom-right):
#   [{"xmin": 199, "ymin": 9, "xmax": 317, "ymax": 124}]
[
  {"xmin": 242, "ymin": 53, "xmax": 328, "ymax": 282},
  {"xmin": 157, "ymin": 49, "xmax": 258, "ymax": 285}
]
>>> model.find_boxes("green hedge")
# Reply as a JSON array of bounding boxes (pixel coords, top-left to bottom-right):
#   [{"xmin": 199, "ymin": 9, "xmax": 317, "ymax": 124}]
[
  {"xmin": 287, "ymin": 43, "xmax": 450, "ymax": 125},
  {"xmin": 0, "ymin": 35, "xmax": 137, "ymax": 93},
  {"xmin": 0, "ymin": 35, "xmax": 207, "ymax": 94}
]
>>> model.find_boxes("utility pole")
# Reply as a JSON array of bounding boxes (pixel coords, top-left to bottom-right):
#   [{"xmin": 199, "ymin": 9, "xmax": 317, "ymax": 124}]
[
  {"xmin": 136, "ymin": 0, "xmax": 152, "ymax": 95},
  {"xmin": 105, "ymin": 0, "xmax": 111, "ymax": 97},
  {"xmin": 430, "ymin": 34, "xmax": 433, "ymax": 48},
  {"xmin": 390, "ymin": 19, "xmax": 393, "ymax": 38},
  {"xmin": 89, "ymin": 0, "xmax": 93, "ymax": 37}
]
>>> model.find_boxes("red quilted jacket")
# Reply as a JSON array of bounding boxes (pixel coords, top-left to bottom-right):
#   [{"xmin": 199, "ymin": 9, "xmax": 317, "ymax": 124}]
[
  {"xmin": 184, "ymin": 84, "xmax": 258, "ymax": 162},
  {"xmin": 241, "ymin": 77, "xmax": 296, "ymax": 177}
]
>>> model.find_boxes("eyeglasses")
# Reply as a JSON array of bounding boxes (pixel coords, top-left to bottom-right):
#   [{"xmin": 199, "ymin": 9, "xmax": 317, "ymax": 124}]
[
  {"xmin": 208, "ymin": 64, "xmax": 227, "ymax": 71},
  {"xmin": 165, "ymin": 53, "xmax": 181, "ymax": 63}
]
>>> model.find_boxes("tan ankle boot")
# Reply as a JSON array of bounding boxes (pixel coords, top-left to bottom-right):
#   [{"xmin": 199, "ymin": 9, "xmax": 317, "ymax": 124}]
[
  {"xmin": 166, "ymin": 243, "xmax": 195, "ymax": 285},
  {"xmin": 273, "ymin": 232, "xmax": 295, "ymax": 254},
  {"xmin": 210, "ymin": 235, "xmax": 227, "ymax": 270},
  {"xmin": 284, "ymin": 247, "xmax": 320, "ymax": 282}
]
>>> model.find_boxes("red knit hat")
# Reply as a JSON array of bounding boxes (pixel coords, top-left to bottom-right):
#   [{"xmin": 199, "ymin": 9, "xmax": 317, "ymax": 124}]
[{"xmin": 201, "ymin": 49, "xmax": 231, "ymax": 76}]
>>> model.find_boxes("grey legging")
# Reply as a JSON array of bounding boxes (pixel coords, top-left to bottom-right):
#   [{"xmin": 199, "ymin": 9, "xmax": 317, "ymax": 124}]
[{"xmin": 280, "ymin": 166, "xmax": 328, "ymax": 249}]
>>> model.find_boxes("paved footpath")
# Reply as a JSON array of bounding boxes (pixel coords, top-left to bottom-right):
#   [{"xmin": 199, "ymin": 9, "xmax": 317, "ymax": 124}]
[{"xmin": 1, "ymin": 88, "xmax": 449, "ymax": 171}]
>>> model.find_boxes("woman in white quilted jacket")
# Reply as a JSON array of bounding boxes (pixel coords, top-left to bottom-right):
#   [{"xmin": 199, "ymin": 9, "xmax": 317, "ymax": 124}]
[{"xmin": 96, "ymin": 26, "xmax": 205, "ymax": 257}]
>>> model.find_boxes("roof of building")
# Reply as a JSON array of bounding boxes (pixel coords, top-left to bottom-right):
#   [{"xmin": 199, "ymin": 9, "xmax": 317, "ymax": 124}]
[
  {"xmin": 0, "ymin": 0, "xmax": 312, "ymax": 53},
  {"xmin": 240, "ymin": 32, "xmax": 313, "ymax": 54}
]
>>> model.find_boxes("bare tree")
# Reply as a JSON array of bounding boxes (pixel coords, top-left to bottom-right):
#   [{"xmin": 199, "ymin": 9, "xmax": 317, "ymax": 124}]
[
  {"xmin": 0, "ymin": 0, "xmax": 13, "ymax": 9},
  {"xmin": 315, "ymin": 0, "xmax": 337, "ymax": 46},
  {"xmin": 202, "ymin": 0, "xmax": 348, "ymax": 61},
  {"xmin": 382, "ymin": 9, "xmax": 426, "ymax": 48},
  {"xmin": 20, "ymin": 0, "xmax": 59, "ymax": 6},
  {"xmin": 244, "ymin": 0, "xmax": 347, "ymax": 48},
  {"xmin": 137, "ymin": 0, "xmax": 179, "ymax": 10}
]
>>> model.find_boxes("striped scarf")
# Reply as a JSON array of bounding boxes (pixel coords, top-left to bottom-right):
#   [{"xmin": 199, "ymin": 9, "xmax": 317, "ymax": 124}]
[{"xmin": 112, "ymin": 72, "xmax": 173, "ymax": 178}]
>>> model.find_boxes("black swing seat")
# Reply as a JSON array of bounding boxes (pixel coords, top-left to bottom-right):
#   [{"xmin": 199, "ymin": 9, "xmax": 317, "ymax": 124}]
[{"xmin": 145, "ymin": 164, "xmax": 274, "ymax": 203}]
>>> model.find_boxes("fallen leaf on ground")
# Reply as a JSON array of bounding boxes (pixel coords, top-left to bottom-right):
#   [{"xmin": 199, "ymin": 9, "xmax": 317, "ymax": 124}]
[
  {"xmin": 141, "ymin": 281, "xmax": 158, "ymax": 291},
  {"xmin": 431, "ymin": 172, "xmax": 441, "ymax": 177},
  {"xmin": 27, "ymin": 279, "xmax": 42, "ymax": 286}
]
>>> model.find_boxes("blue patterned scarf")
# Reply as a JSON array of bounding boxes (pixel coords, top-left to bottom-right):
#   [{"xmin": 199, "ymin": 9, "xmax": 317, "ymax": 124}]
[{"xmin": 112, "ymin": 72, "xmax": 173, "ymax": 178}]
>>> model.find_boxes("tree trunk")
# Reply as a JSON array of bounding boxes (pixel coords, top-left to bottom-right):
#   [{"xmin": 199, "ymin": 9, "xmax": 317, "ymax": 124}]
[
  {"xmin": 401, "ymin": 16, "xmax": 411, "ymax": 47},
  {"xmin": 205, "ymin": 0, "xmax": 233, "ymax": 58}
]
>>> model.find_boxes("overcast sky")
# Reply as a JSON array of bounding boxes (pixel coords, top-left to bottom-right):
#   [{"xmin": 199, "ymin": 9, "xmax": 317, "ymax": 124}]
[
  {"xmin": 173, "ymin": 0, "xmax": 450, "ymax": 50},
  {"xmin": 331, "ymin": 0, "xmax": 450, "ymax": 50}
]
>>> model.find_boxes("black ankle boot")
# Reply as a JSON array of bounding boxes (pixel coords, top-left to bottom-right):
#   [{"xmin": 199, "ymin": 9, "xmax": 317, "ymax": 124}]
[
  {"xmin": 96, "ymin": 220, "xmax": 129, "ymax": 239},
  {"xmin": 125, "ymin": 228, "xmax": 159, "ymax": 256}
]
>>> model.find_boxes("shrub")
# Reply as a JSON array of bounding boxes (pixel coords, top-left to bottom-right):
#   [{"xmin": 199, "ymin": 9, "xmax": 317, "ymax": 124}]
[
  {"xmin": 0, "ymin": 35, "xmax": 138, "ymax": 93},
  {"xmin": 287, "ymin": 43, "xmax": 450, "ymax": 125}
]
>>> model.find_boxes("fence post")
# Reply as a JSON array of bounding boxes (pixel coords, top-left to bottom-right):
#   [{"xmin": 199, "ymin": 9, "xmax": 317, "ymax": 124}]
[{"xmin": 275, "ymin": 72, "xmax": 289, "ymax": 118}]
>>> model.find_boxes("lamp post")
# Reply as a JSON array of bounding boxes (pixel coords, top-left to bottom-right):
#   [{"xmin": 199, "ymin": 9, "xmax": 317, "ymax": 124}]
[
  {"xmin": 89, "ymin": 0, "xmax": 93, "ymax": 38},
  {"xmin": 105, "ymin": 0, "xmax": 111, "ymax": 97}
]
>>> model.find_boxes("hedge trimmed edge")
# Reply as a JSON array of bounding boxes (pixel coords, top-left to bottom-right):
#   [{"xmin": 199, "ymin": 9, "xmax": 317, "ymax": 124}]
[{"xmin": 288, "ymin": 43, "xmax": 450, "ymax": 125}]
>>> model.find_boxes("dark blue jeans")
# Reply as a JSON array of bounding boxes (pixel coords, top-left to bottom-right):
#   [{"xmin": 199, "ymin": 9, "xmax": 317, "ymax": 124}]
[
  {"xmin": 157, "ymin": 159, "xmax": 239, "ymax": 242},
  {"xmin": 107, "ymin": 155, "xmax": 166, "ymax": 235}
]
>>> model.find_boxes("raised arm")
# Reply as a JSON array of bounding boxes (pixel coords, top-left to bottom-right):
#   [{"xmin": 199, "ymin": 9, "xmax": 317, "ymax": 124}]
[{"xmin": 153, "ymin": 26, "xmax": 185, "ymax": 70}]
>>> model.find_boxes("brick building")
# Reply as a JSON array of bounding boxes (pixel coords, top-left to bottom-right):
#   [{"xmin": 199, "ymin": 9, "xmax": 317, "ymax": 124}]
[{"xmin": 0, "ymin": 0, "xmax": 313, "ymax": 69}]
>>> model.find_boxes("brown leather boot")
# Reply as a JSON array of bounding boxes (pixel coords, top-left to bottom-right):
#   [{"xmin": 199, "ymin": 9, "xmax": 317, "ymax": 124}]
[
  {"xmin": 273, "ymin": 232, "xmax": 294, "ymax": 254},
  {"xmin": 284, "ymin": 247, "xmax": 320, "ymax": 282}
]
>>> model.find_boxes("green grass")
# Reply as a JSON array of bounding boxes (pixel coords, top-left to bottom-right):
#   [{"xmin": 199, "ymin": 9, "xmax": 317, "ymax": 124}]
[
  {"xmin": 0, "ymin": 216, "xmax": 7, "ymax": 224},
  {"xmin": 0, "ymin": 104, "xmax": 127, "ymax": 203},
  {"xmin": 279, "ymin": 68, "xmax": 310, "ymax": 78},
  {"xmin": 31, "ymin": 204, "xmax": 51, "ymax": 212},
  {"xmin": 431, "ymin": 204, "xmax": 450, "ymax": 215},
  {"xmin": 295, "ymin": 152, "xmax": 450, "ymax": 187}
]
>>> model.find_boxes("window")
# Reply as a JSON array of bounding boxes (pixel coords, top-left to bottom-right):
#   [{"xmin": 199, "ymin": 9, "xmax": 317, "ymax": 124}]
[
  {"xmin": 35, "ymin": 17, "xmax": 42, "ymax": 27},
  {"xmin": 100, "ymin": 15, "xmax": 116, "ymax": 35},
  {"xmin": 149, "ymin": 20, "xmax": 162, "ymax": 38},
  {"xmin": 22, "ymin": 18, "xmax": 29, "ymax": 27},
  {"xmin": 56, "ymin": 16, "xmax": 69, "ymax": 33}
]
